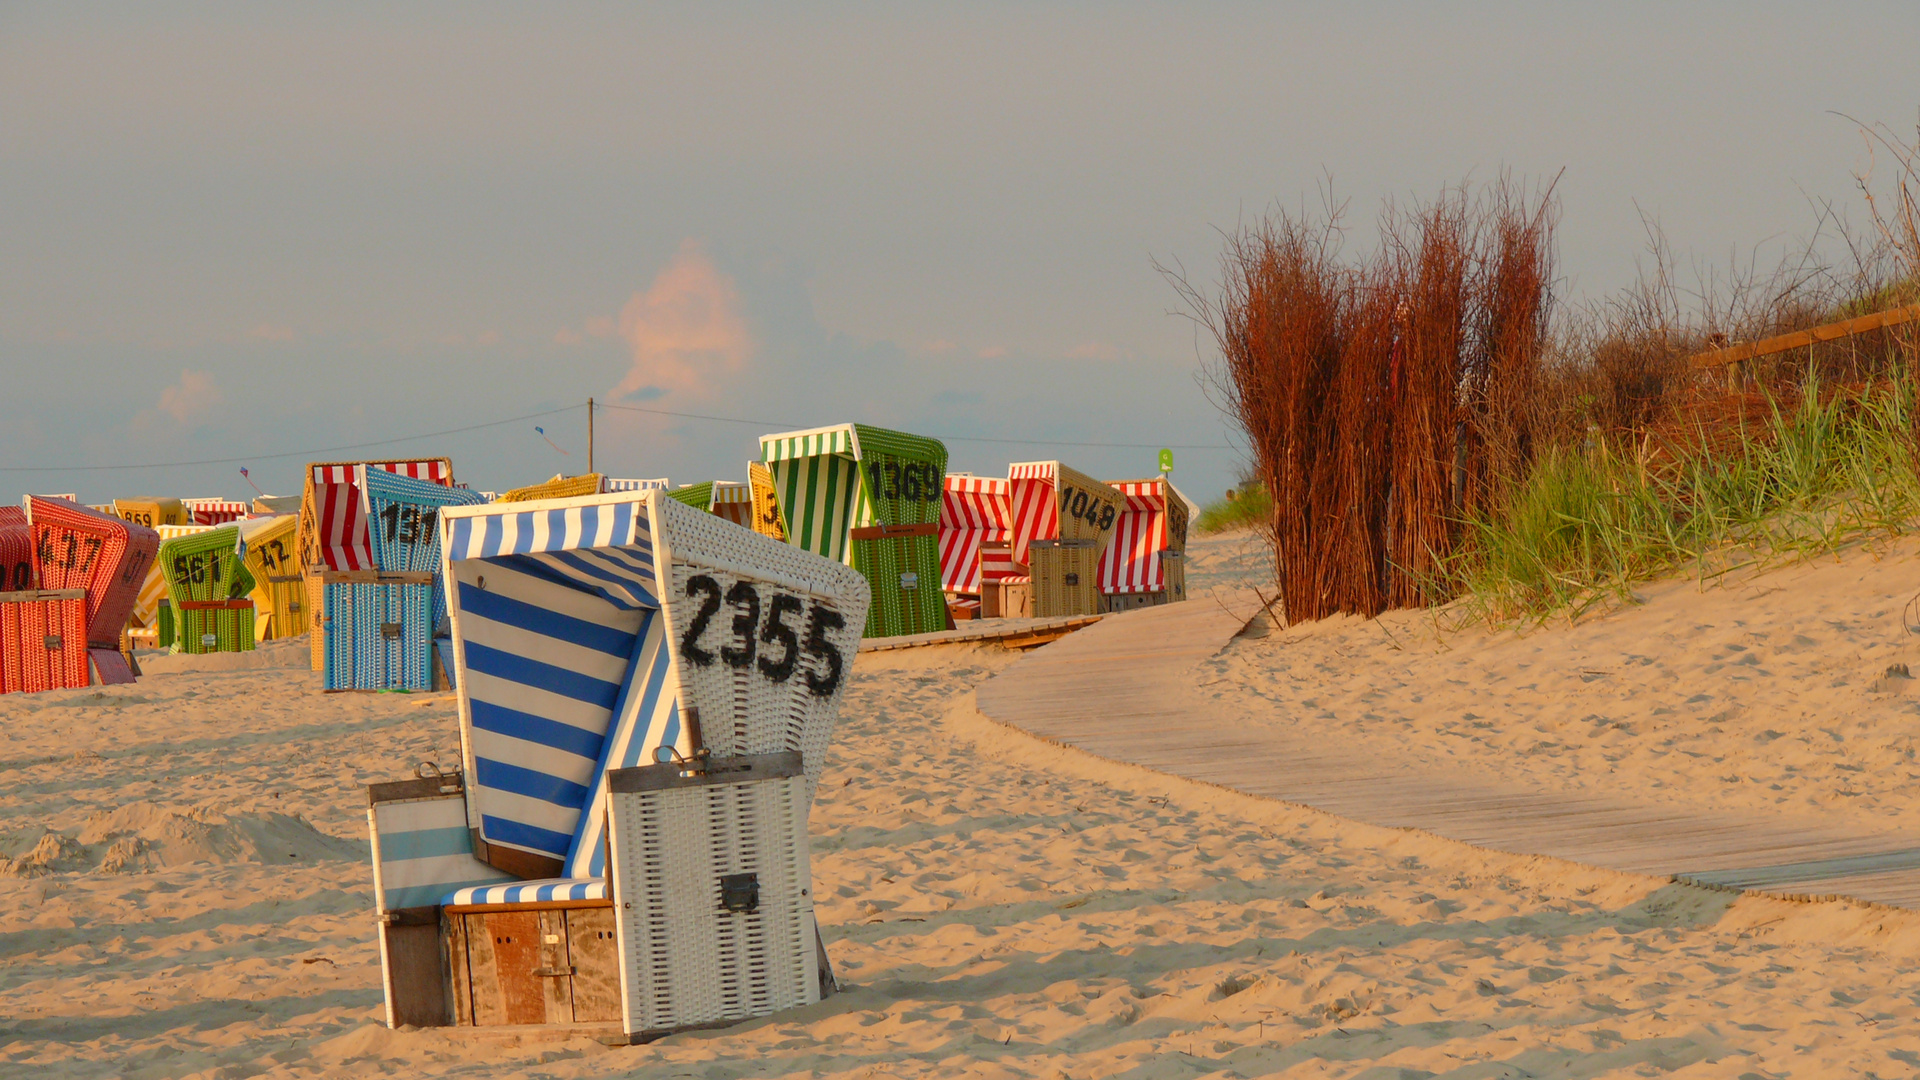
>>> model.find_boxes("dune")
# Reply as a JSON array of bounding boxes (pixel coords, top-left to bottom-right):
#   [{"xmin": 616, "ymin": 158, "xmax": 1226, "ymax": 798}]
[{"xmin": 0, "ymin": 531, "xmax": 1917, "ymax": 1077}]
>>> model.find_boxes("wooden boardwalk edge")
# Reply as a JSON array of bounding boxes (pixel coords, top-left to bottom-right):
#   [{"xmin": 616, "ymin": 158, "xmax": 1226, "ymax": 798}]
[{"xmin": 973, "ymin": 587, "xmax": 1920, "ymax": 912}]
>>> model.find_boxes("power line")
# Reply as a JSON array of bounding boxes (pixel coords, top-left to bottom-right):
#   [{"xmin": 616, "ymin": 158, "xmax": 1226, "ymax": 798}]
[
  {"xmin": 595, "ymin": 401, "xmax": 1238, "ymax": 450},
  {"xmin": 0, "ymin": 405, "xmax": 583, "ymax": 473},
  {"xmin": 0, "ymin": 397, "xmax": 1240, "ymax": 475}
]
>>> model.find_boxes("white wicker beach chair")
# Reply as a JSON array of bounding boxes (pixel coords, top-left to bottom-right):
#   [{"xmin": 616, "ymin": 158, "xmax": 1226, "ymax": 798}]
[{"xmin": 364, "ymin": 489, "xmax": 869, "ymax": 1040}]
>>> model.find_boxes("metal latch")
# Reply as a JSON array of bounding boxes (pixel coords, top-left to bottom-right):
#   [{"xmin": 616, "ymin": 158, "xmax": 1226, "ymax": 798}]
[
  {"xmin": 720, "ymin": 872, "xmax": 760, "ymax": 914},
  {"xmin": 900, "ymin": 571, "xmax": 919, "ymax": 590},
  {"xmin": 380, "ymin": 621, "xmax": 403, "ymax": 639},
  {"xmin": 532, "ymin": 966, "xmax": 576, "ymax": 978},
  {"xmin": 43, "ymin": 635, "xmax": 61, "ymax": 651},
  {"xmin": 200, "ymin": 634, "xmax": 218, "ymax": 646},
  {"xmin": 1064, "ymin": 573, "xmax": 1080, "ymax": 586}
]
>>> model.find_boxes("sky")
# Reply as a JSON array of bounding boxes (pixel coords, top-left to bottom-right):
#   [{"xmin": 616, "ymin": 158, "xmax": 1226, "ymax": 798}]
[{"xmin": 2, "ymin": 3, "xmax": 1915, "ymax": 505}]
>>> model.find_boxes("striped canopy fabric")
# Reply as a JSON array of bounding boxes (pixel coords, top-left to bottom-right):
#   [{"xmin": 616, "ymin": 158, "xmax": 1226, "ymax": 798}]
[
  {"xmin": 1095, "ymin": 479, "xmax": 1193, "ymax": 594},
  {"xmin": 1006, "ymin": 462, "xmax": 1062, "ymax": 567},
  {"xmin": 1098, "ymin": 481, "xmax": 1171, "ymax": 593},
  {"xmin": 604, "ymin": 477, "xmax": 671, "ymax": 493},
  {"xmin": 183, "ymin": 499, "xmax": 249, "ymax": 526},
  {"xmin": 441, "ymin": 493, "xmax": 688, "ymax": 875},
  {"xmin": 304, "ymin": 460, "xmax": 453, "ymax": 572},
  {"xmin": 443, "ymin": 878, "xmax": 607, "ymax": 906},
  {"xmin": 761, "ymin": 425, "xmax": 862, "ymax": 563},
  {"xmin": 938, "ymin": 475, "xmax": 1011, "ymax": 594}
]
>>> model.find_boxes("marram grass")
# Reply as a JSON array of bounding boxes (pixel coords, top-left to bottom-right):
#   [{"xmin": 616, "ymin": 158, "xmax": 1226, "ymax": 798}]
[{"xmin": 1445, "ymin": 374, "xmax": 1920, "ymax": 625}]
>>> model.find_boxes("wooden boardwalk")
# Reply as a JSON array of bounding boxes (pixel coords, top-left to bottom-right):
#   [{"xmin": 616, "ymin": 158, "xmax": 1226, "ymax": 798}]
[
  {"xmin": 860, "ymin": 615, "xmax": 1102, "ymax": 654},
  {"xmin": 974, "ymin": 588, "xmax": 1920, "ymax": 910}
]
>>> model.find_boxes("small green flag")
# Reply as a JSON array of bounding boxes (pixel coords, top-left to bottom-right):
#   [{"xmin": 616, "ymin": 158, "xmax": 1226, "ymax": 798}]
[{"xmin": 1158, "ymin": 448, "xmax": 1174, "ymax": 474}]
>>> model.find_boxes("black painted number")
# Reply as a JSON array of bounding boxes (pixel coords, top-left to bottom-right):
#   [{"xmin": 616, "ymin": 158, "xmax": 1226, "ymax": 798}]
[
  {"xmin": 802, "ymin": 604, "xmax": 846, "ymax": 696},
  {"xmin": 256, "ymin": 538, "xmax": 288, "ymax": 571},
  {"xmin": 680, "ymin": 575, "xmax": 722, "ymax": 666},
  {"xmin": 379, "ymin": 504, "xmax": 438, "ymax": 546},
  {"xmin": 720, "ymin": 580, "xmax": 760, "ymax": 669},
  {"xmin": 757, "ymin": 594, "xmax": 802, "ymax": 682},
  {"xmin": 864, "ymin": 460, "xmax": 940, "ymax": 504},
  {"xmin": 679, "ymin": 574, "xmax": 848, "ymax": 697},
  {"xmin": 37, "ymin": 530, "xmax": 101, "ymax": 575},
  {"xmin": 1061, "ymin": 486, "xmax": 1115, "ymax": 531}
]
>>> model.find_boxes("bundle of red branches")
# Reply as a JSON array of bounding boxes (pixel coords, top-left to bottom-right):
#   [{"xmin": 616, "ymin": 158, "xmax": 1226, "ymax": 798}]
[{"xmin": 1182, "ymin": 180, "xmax": 1557, "ymax": 622}]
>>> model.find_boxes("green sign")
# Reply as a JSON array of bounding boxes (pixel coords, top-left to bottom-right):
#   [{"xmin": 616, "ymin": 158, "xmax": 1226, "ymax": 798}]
[{"xmin": 1158, "ymin": 448, "xmax": 1174, "ymax": 474}]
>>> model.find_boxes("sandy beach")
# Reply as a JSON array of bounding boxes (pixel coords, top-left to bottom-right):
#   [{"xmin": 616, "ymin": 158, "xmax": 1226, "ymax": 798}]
[{"xmin": 3, "ymin": 532, "xmax": 1920, "ymax": 1077}]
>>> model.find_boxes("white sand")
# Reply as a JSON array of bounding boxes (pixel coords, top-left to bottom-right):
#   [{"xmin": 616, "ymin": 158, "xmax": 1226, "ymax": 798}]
[{"xmin": 2, "ymin": 534, "xmax": 1918, "ymax": 1077}]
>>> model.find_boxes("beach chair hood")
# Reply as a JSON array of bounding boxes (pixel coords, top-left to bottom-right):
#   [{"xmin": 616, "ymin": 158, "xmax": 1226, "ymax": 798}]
[{"xmin": 441, "ymin": 489, "xmax": 870, "ymax": 881}]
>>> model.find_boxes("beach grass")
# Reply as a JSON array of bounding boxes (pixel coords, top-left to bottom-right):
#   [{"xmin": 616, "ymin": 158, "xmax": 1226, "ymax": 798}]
[
  {"xmin": 1445, "ymin": 371, "xmax": 1920, "ymax": 624},
  {"xmin": 1195, "ymin": 482, "xmax": 1272, "ymax": 534}
]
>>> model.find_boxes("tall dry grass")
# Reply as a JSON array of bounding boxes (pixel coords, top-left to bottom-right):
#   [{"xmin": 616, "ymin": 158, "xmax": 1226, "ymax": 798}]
[{"xmin": 1172, "ymin": 180, "xmax": 1557, "ymax": 621}]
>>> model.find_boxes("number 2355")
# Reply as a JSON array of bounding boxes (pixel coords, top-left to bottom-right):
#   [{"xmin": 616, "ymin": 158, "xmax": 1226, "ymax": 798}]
[{"xmin": 678, "ymin": 575, "xmax": 847, "ymax": 697}]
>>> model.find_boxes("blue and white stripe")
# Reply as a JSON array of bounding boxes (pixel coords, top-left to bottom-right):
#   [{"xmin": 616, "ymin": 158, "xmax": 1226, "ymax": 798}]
[
  {"xmin": 563, "ymin": 607, "xmax": 689, "ymax": 879},
  {"xmin": 442, "ymin": 878, "xmax": 608, "ymax": 906},
  {"xmin": 442, "ymin": 491, "xmax": 681, "ymax": 872},
  {"xmin": 445, "ymin": 501, "xmax": 638, "ymax": 560},
  {"xmin": 453, "ymin": 557, "xmax": 644, "ymax": 861},
  {"xmin": 370, "ymin": 795, "xmax": 516, "ymax": 912}
]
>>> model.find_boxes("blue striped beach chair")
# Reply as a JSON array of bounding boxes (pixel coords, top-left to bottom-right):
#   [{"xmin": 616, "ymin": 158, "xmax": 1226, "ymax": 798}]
[{"xmin": 365, "ymin": 488, "xmax": 870, "ymax": 1038}]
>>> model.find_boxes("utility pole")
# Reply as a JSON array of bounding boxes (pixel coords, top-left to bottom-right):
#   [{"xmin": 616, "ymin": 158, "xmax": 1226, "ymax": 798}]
[{"xmin": 588, "ymin": 397, "xmax": 595, "ymax": 474}]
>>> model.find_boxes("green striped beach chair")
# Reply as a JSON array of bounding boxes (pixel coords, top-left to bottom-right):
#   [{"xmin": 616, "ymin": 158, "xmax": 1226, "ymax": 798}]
[{"xmin": 759, "ymin": 424, "xmax": 950, "ymax": 638}]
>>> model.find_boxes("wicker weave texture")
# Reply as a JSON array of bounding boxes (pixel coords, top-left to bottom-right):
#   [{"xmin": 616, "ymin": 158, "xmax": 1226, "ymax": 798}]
[
  {"xmin": 0, "ymin": 509, "xmax": 35, "ymax": 593},
  {"xmin": 654, "ymin": 494, "xmax": 869, "ymax": 805},
  {"xmin": 27, "ymin": 496, "xmax": 160, "ymax": 648},
  {"xmin": 170, "ymin": 602, "xmax": 256, "ymax": 654},
  {"xmin": 0, "ymin": 591, "xmax": 89, "ymax": 694},
  {"xmin": 499, "ymin": 474, "xmax": 604, "ymax": 503},
  {"xmin": 608, "ymin": 769, "xmax": 817, "ymax": 1036},
  {"xmin": 239, "ymin": 515, "xmax": 306, "ymax": 640},
  {"xmin": 157, "ymin": 525, "xmax": 254, "ymax": 604},
  {"xmin": 322, "ymin": 578, "xmax": 435, "ymax": 690}
]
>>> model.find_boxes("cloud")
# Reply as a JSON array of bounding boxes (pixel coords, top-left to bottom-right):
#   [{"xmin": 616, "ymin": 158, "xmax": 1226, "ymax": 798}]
[
  {"xmin": 976, "ymin": 345, "xmax": 1007, "ymax": 359},
  {"xmin": 553, "ymin": 327, "xmax": 583, "ymax": 345},
  {"xmin": 249, "ymin": 323, "xmax": 296, "ymax": 342},
  {"xmin": 613, "ymin": 240, "xmax": 753, "ymax": 401},
  {"xmin": 157, "ymin": 369, "xmax": 223, "ymax": 424}
]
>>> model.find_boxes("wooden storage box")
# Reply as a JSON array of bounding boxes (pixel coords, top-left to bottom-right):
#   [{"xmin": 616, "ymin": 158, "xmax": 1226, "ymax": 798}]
[
  {"xmin": 447, "ymin": 903, "xmax": 622, "ymax": 1026},
  {"xmin": 1029, "ymin": 540, "xmax": 1101, "ymax": 618},
  {"xmin": 980, "ymin": 577, "xmax": 1031, "ymax": 620}
]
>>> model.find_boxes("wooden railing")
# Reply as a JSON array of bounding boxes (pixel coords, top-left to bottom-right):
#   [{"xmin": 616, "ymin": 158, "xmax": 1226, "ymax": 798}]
[{"xmin": 1689, "ymin": 303, "xmax": 1920, "ymax": 369}]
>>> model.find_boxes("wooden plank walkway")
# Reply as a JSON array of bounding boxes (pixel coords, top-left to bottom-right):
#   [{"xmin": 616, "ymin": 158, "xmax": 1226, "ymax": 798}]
[
  {"xmin": 974, "ymin": 588, "xmax": 1920, "ymax": 910},
  {"xmin": 860, "ymin": 615, "xmax": 1102, "ymax": 653}
]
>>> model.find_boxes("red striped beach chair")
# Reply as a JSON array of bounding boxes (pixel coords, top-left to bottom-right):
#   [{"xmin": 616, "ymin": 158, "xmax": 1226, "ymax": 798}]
[
  {"xmin": 183, "ymin": 498, "xmax": 250, "ymax": 526},
  {"xmin": 938, "ymin": 475, "xmax": 1010, "ymax": 621},
  {"xmin": 1004, "ymin": 461, "xmax": 1122, "ymax": 618},
  {"xmin": 1097, "ymin": 478, "xmax": 1193, "ymax": 611}
]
